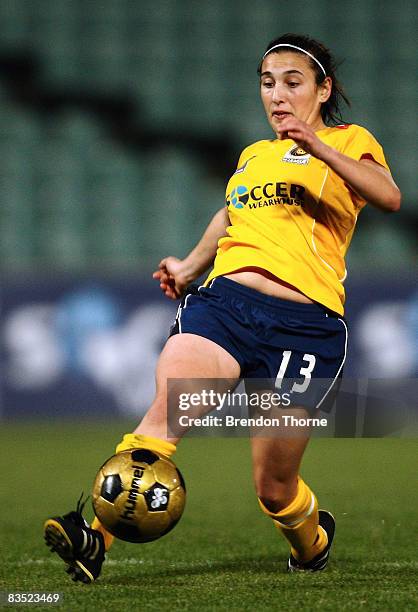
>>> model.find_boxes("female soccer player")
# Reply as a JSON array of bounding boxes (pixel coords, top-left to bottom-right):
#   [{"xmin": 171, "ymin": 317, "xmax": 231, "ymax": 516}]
[{"xmin": 44, "ymin": 33, "xmax": 401, "ymax": 582}]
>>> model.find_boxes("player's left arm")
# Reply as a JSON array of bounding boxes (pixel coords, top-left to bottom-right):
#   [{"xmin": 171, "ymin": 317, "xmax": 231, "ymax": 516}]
[{"xmin": 277, "ymin": 118, "xmax": 401, "ymax": 212}]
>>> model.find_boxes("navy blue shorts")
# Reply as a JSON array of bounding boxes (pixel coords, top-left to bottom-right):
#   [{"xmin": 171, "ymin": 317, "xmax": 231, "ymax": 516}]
[{"xmin": 169, "ymin": 277, "xmax": 347, "ymax": 412}]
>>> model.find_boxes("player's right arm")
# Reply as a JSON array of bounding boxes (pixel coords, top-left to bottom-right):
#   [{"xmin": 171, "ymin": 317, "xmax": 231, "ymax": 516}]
[{"xmin": 153, "ymin": 207, "xmax": 229, "ymax": 299}]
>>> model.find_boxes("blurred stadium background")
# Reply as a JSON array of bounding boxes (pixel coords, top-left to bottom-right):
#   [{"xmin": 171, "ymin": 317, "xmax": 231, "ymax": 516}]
[{"xmin": 0, "ymin": 0, "xmax": 416, "ymax": 423}]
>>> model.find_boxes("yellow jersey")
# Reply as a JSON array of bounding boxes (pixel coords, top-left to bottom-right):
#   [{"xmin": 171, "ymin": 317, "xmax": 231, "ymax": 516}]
[{"xmin": 205, "ymin": 124, "xmax": 390, "ymax": 315}]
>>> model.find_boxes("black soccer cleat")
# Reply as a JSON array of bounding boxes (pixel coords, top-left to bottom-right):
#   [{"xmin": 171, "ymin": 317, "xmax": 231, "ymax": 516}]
[
  {"xmin": 44, "ymin": 495, "xmax": 105, "ymax": 583},
  {"xmin": 287, "ymin": 510, "xmax": 335, "ymax": 573}
]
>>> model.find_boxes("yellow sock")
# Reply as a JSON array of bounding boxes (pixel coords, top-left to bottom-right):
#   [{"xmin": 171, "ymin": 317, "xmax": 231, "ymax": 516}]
[
  {"xmin": 258, "ymin": 478, "xmax": 327, "ymax": 563},
  {"xmin": 91, "ymin": 516, "xmax": 115, "ymax": 551},
  {"xmin": 114, "ymin": 433, "xmax": 176, "ymax": 458},
  {"xmin": 92, "ymin": 433, "xmax": 177, "ymax": 549}
]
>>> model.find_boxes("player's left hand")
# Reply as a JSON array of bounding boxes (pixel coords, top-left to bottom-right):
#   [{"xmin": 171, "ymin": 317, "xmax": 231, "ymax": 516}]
[{"xmin": 276, "ymin": 117, "xmax": 329, "ymax": 160}]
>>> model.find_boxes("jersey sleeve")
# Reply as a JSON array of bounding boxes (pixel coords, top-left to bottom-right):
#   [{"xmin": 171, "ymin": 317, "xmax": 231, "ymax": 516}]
[
  {"xmin": 341, "ymin": 125, "xmax": 390, "ymax": 172},
  {"xmin": 235, "ymin": 140, "xmax": 270, "ymax": 170},
  {"xmin": 236, "ymin": 144, "xmax": 255, "ymax": 169}
]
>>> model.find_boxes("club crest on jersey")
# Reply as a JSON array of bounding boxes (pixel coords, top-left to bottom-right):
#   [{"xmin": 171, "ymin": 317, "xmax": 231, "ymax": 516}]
[{"xmin": 282, "ymin": 145, "xmax": 311, "ymax": 165}]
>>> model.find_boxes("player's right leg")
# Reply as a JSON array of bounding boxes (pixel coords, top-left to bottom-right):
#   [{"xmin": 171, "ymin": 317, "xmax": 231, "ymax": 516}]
[
  {"xmin": 44, "ymin": 332, "xmax": 240, "ymax": 583},
  {"xmin": 251, "ymin": 425, "xmax": 335, "ymax": 572}
]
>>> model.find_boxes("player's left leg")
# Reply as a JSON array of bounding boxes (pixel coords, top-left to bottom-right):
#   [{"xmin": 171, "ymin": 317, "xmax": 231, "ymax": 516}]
[{"xmin": 251, "ymin": 408, "xmax": 335, "ymax": 572}]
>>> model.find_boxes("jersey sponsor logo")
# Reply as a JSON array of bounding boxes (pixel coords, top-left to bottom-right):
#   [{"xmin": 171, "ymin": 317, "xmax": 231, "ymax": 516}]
[
  {"xmin": 226, "ymin": 182, "xmax": 305, "ymax": 209},
  {"xmin": 234, "ymin": 155, "xmax": 257, "ymax": 174},
  {"xmin": 227, "ymin": 185, "xmax": 249, "ymax": 208},
  {"xmin": 282, "ymin": 144, "xmax": 311, "ymax": 165}
]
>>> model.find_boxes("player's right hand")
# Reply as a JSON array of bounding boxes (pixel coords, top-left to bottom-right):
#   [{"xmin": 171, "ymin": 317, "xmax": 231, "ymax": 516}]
[{"xmin": 152, "ymin": 256, "xmax": 192, "ymax": 300}]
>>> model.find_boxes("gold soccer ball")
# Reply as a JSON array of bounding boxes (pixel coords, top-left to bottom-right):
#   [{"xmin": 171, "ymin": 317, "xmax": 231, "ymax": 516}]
[{"xmin": 92, "ymin": 449, "xmax": 186, "ymax": 543}]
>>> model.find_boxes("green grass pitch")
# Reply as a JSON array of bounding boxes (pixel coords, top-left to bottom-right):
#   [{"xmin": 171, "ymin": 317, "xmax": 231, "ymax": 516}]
[{"xmin": 0, "ymin": 421, "xmax": 417, "ymax": 611}]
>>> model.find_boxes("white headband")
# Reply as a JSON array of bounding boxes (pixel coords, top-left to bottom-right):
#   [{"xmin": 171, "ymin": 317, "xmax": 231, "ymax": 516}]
[{"xmin": 262, "ymin": 43, "xmax": 327, "ymax": 77}]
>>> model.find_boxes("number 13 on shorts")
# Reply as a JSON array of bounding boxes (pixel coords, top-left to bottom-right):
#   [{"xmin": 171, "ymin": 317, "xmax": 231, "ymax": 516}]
[{"xmin": 275, "ymin": 350, "xmax": 316, "ymax": 394}]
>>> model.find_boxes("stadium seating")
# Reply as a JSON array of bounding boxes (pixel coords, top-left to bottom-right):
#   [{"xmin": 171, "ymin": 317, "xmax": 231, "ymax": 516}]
[{"xmin": 0, "ymin": 0, "xmax": 415, "ymax": 273}]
